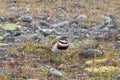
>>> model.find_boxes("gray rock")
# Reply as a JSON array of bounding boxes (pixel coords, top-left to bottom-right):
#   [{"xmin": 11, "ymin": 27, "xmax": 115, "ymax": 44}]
[
  {"xmin": 102, "ymin": 14, "xmax": 116, "ymax": 29},
  {"xmin": 40, "ymin": 21, "xmax": 50, "ymax": 27},
  {"xmin": 39, "ymin": 28, "xmax": 57, "ymax": 37},
  {"xmin": 117, "ymin": 34, "xmax": 120, "ymax": 41},
  {"xmin": 0, "ymin": 15, "xmax": 6, "ymax": 23},
  {"xmin": 12, "ymin": 31, "xmax": 21, "ymax": 36},
  {"xmin": 70, "ymin": 14, "xmax": 87, "ymax": 25},
  {"xmin": 3, "ymin": 32, "xmax": 15, "ymax": 42},
  {"xmin": 102, "ymin": 14, "xmax": 114, "ymax": 22},
  {"xmin": 19, "ymin": 16, "xmax": 32, "ymax": 22},
  {"xmin": 30, "ymin": 33, "xmax": 44, "ymax": 43},
  {"xmin": 51, "ymin": 21, "xmax": 69, "ymax": 28},
  {"xmin": 9, "ymin": 6, "xmax": 18, "ymax": 11},
  {"xmin": 0, "ymin": 36, "xmax": 3, "ymax": 40},
  {"xmin": 48, "ymin": 68, "xmax": 66, "ymax": 77},
  {"xmin": 107, "ymin": 21, "xmax": 116, "ymax": 29},
  {"xmin": 6, "ymin": 13, "xmax": 20, "ymax": 22},
  {"xmin": 0, "ymin": 67, "xmax": 3, "ymax": 74},
  {"xmin": 24, "ymin": 79, "xmax": 38, "ymax": 80},
  {"xmin": 115, "ymin": 74, "xmax": 120, "ymax": 80},
  {"xmin": 34, "ymin": 15, "xmax": 47, "ymax": 20},
  {"xmin": 78, "ymin": 49, "xmax": 102, "ymax": 58},
  {"xmin": 92, "ymin": 23, "xmax": 104, "ymax": 31},
  {"xmin": 113, "ymin": 42, "xmax": 120, "ymax": 50}
]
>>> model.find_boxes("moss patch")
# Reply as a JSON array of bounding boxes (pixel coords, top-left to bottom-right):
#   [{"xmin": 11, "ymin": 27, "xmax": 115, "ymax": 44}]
[
  {"xmin": 1, "ymin": 23, "xmax": 22, "ymax": 30},
  {"xmin": 85, "ymin": 58, "xmax": 107, "ymax": 65},
  {"xmin": 0, "ymin": 43, "xmax": 8, "ymax": 47},
  {"xmin": 84, "ymin": 66, "xmax": 119, "ymax": 73}
]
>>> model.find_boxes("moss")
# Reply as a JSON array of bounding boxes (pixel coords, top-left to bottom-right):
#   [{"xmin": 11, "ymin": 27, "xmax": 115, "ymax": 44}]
[
  {"xmin": 85, "ymin": 58, "xmax": 107, "ymax": 65},
  {"xmin": 84, "ymin": 66, "xmax": 119, "ymax": 73},
  {"xmin": 1, "ymin": 23, "xmax": 22, "ymax": 31},
  {"xmin": 0, "ymin": 43, "xmax": 8, "ymax": 47}
]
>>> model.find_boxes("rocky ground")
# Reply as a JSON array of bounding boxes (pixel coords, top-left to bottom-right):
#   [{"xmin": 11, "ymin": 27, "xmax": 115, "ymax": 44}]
[{"xmin": 0, "ymin": 0, "xmax": 120, "ymax": 80}]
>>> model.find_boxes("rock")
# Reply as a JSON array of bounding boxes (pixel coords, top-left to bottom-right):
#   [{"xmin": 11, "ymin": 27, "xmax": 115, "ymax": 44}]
[
  {"xmin": 113, "ymin": 42, "xmax": 120, "ymax": 50},
  {"xmin": 25, "ymin": 79, "xmax": 38, "ymax": 80},
  {"xmin": 19, "ymin": 16, "xmax": 32, "ymax": 22},
  {"xmin": 48, "ymin": 68, "xmax": 66, "ymax": 77},
  {"xmin": 102, "ymin": 14, "xmax": 117, "ymax": 29},
  {"xmin": 9, "ymin": 6, "xmax": 18, "ymax": 11},
  {"xmin": 14, "ymin": 33, "xmax": 43, "ymax": 43},
  {"xmin": 29, "ymin": 33, "xmax": 44, "ymax": 43},
  {"xmin": 0, "ymin": 15, "xmax": 6, "ymax": 23},
  {"xmin": 57, "ymin": 26, "xmax": 69, "ymax": 34},
  {"xmin": 3, "ymin": 32, "xmax": 15, "ymax": 42},
  {"xmin": 12, "ymin": 31, "xmax": 21, "ymax": 36},
  {"xmin": 115, "ymin": 74, "xmax": 120, "ymax": 80},
  {"xmin": 39, "ymin": 28, "xmax": 57, "ymax": 37},
  {"xmin": 7, "ymin": 57, "xmax": 15, "ymax": 63},
  {"xmin": 107, "ymin": 21, "xmax": 116, "ymax": 29},
  {"xmin": 51, "ymin": 21, "xmax": 69, "ymax": 28},
  {"xmin": 0, "ymin": 53, "xmax": 8, "ymax": 59},
  {"xmin": 6, "ymin": 13, "xmax": 20, "ymax": 22},
  {"xmin": 0, "ymin": 36, "xmax": 3, "ymax": 40},
  {"xmin": 75, "ymin": 14, "xmax": 87, "ymax": 20},
  {"xmin": 69, "ymin": 14, "xmax": 87, "ymax": 26},
  {"xmin": 40, "ymin": 21, "xmax": 50, "ymax": 27},
  {"xmin": 78, "ymin": 49, "xmax": 102, "ymax": 58},
  {"xmin": 91, "ymin": 23, "xmax": 104, "ymax": 31},
  {"xmin": 0, "ymin": 67, "xmax": 3, "ymax": 74},
  {"xmin": 34, "ymin": 15, "xmax": 47, "ymax": 20}
]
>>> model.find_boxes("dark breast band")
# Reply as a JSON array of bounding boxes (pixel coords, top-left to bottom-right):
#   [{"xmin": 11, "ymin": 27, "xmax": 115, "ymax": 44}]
[{"xmin": 57, "ymin": 44, "xmax": 69, "ymax": 50}]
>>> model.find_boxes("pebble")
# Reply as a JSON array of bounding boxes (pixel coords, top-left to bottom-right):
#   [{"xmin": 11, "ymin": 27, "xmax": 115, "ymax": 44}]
[
  {"xmin": 48, "ymin": 68, "xmax": 66, "ymax": 77},
  {"xmin": 19, "ymin": 16, "xmax": 32, "ymax": 22}
]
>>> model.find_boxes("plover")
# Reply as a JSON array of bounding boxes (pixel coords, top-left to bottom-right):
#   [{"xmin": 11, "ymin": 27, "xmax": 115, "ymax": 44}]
[{"xmin": 51, "ymin": 36, "xmax": 69, "ymax": 53}]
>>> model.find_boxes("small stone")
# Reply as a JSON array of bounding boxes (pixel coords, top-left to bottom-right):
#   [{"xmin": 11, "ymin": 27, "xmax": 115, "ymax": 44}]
[
  {"xmin": 0, "ymin": 67, "xmax": 3, "ymax": 74},
  {"xmin": 0, "ymin": 15, "xmax": 6, "ymax": 22},
  {"xmin": 3, "ymin": 33, "xmax": 15, "ymax": 42},
  {"xmin": 13, "ymin": 31, "xmax": 21, "ymax": 36},
  {"xmin": 78, "ymin": 49, "xmax": 102, "ymax": 58},
  {"xmin": 39, "ymin": 28, "xmax": 57, "ymax": 37},
  {"xmin": 102, "ymin": 14, "xmax": 116, "ymax": 29},
  {"xmin": 75, "ymin": 15, "xmax": 87, "ymax": 20},
  {"xmin": 6, "ymin": 13, "xmax": 20, "ymax": 22},
  {"xmin": 0, "ymin": 36, "xmax": 3, "ymax": 40},
  {"xmin": 19, "ymin": 16, "xmax": 32, "ymax": 22},
  {"xmin": 48, "ymin": 68, "xmax": 66, "ymax": 77},
  {"xmin": 115, "ymin": 74, "xmax": 120, "ymax": 80},
  {"xmin": 34, "ymin": 15, "xmax": 47, "ymax": 20},
  {"xmin": 40, "ymin": 21, "xmax": 50, "ymax": 27},
  {"xmin": 113, "ymin": 42, "xmax": 120, "ymax": 50},
  {"xmin": 25, "ymin": 79, "xmax": 38, "ymax": 80},
  {"xmin": 51, "ymin": 21, "xmax": 69, "ymax": 28}
]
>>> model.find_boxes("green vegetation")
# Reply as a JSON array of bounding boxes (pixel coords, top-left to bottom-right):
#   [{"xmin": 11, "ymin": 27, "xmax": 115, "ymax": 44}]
[{"xmin": 1, "ymin": 24, "xmax": 22, "ymax": 31}]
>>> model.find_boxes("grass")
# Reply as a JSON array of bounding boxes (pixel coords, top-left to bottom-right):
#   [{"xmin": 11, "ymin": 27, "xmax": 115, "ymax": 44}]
[{"xmin": 2, "ymin": 37, "xmax": 119, "ymax": 79}]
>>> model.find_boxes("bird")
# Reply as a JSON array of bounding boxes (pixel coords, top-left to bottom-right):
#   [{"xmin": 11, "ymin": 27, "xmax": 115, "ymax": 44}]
[{"xmin": 51, "ymin": 36, "xmax": 69, "ymax": 53}]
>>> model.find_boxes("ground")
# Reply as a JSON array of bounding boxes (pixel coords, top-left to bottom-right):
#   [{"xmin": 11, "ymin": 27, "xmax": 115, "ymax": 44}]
[{"xmin": 0, "ymin": 0, "xmax": 120, "ymax": 80}]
